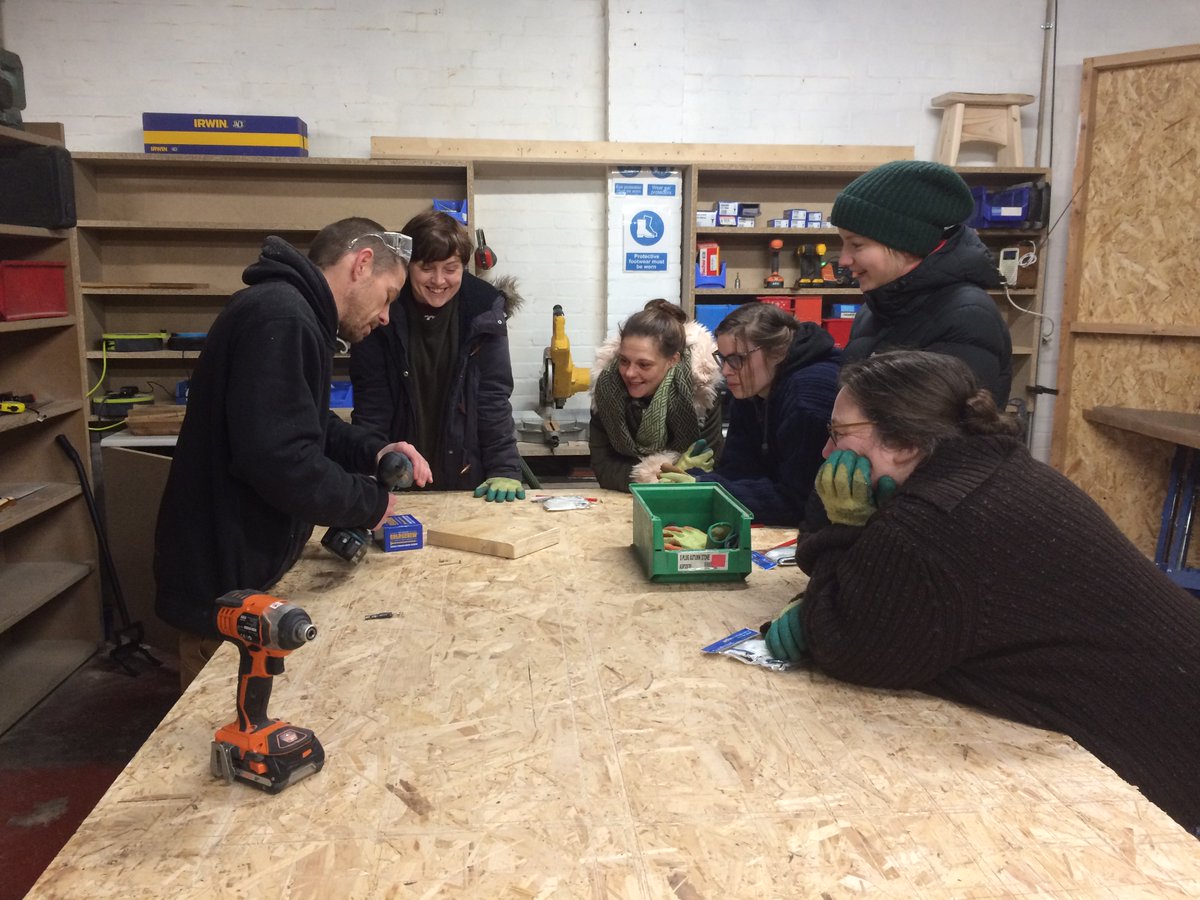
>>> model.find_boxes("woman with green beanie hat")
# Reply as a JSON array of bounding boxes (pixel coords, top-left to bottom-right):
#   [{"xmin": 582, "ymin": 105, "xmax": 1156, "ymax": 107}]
[{"xmin": 829, "ymin": 159, "xmax": 1012, "ymax": 406}]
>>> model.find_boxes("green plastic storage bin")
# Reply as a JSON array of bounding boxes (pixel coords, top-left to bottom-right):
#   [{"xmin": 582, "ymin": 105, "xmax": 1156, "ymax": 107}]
[{"xmin": 630, "ymin": 483, "xmax": 754, "ymax": 583}]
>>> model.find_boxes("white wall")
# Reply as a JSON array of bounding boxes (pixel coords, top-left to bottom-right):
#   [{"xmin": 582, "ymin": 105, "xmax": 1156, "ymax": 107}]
[{"xmin": 4, "ymin": 0, "xmax": 1200, "ymax": 452}]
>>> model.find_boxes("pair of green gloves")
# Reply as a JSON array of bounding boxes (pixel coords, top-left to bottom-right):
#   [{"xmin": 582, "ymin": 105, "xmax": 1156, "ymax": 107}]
[
  {"xmin": 473, "ymin": 477, "xmax": 525, "ymax": 502},
  {"xmin": 657, "ymin": 439, "xmax": 715, "ymax": 485},
  {"xmin": 762, "ymin": 450, "xmax": 899, "ymax": 662}
]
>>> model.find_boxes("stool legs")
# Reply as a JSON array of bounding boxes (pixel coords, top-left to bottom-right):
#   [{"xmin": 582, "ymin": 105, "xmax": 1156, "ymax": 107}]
[{"xmin": 1156, "ymin": 445, "xmax": 1200, "ymax": 594}]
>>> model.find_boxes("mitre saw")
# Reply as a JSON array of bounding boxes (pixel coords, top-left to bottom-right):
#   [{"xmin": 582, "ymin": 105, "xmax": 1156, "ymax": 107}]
[{"xmin": 537, "ymin": 305, "xmax": 590, "ymax": 448}]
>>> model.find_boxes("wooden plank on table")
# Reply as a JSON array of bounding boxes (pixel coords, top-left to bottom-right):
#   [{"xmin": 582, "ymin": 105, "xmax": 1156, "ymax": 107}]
[{"xmin": 426, "ymin": 518, "xmax": 560, "ymax": 559}]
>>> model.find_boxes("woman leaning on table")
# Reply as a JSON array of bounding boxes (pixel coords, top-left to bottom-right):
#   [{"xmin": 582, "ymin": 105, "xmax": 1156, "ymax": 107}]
[
  {"xmin": 763, "ymin": 350, "xmax": 1200, "ymax": 836},
  {"xmin": 589, "ymin": 298, "xmax": 724, "ymax": 492},
  {"xmin": 656, "ymin": 301, "xmax": 840, "ymax": 527},
  {"xmin": 350, "ymin": 208, "xmax": 526, "ymax": 502}
]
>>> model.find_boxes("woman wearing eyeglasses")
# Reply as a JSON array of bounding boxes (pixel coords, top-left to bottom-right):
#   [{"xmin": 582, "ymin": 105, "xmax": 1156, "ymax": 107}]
[
  {"xmin": 588, "ymin": 298, "xmax": 724, "ymax": 491},
  {"xmin": 662, "ymin": 301, "xmax": 840, "ymax": 526},
  {"xmin": 762, "ymin": 350, "xmax": 1200, "ymax": 836},
  {"xmin": 350, "ymin": 208, "xmax": 526, "ymax": 501}
]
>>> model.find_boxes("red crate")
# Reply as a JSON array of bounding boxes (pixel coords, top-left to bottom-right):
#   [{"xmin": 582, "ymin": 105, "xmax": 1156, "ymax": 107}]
[
  {"xmin": 823, "ymin": 318, "xmax": 853, "ymax": 348},
  {"xmin": 793, "ymin": 296, "xmax": 822, "ymax": 324},
  {"xmin": 0, "ymin": 261, "xmax": 68, "ymax": 320},
  {"xmin": 756, "ymin": 296, "xmax": 793, "ymax": 314}
]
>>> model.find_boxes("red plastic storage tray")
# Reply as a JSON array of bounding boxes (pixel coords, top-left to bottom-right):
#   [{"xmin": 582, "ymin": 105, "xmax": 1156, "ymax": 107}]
[{"xmin": 0, "ymin": 261, "xmax": 68, "ymax": 320}]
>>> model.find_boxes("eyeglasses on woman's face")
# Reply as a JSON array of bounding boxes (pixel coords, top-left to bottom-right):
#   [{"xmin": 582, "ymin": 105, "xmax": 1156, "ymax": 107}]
[
  {"xmin": 826, "ymin": 420, "xmax": 874, "ymax": 447},
  {"xmin": 712, "ymin": 346, "xmax": 761, "ymax": 372}
]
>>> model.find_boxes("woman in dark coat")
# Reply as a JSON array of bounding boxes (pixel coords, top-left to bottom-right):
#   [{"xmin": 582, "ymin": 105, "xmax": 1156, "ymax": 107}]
[
  {"xmin": 831, "ymin": 160, "xmax": 1012, "ymax": 406},
  {"xmin": 350, "ymin": 209, "xmax": 525, "ymax": 501},
  {"xmin": 764, "ymin": 350, "xmax": 1200, "ymax": 836},
  {"xmin": 658, "ymin": 302, "xmax": 840, "ymax": 526}
]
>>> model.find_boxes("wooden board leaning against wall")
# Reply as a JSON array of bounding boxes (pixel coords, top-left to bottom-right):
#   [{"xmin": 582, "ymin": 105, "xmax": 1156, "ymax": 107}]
[{"xmin": 1052, "ymin": 44, "xmax": 1200, "ymax": 555}]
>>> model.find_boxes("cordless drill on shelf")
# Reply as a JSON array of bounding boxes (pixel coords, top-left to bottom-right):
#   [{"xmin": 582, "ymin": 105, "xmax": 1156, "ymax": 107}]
[
  {"xmin": 321, "ymin": 450, "xmax": 414, "ymax": 563},
  {"xmin": 209, "ymin": 590, "xmax": 324, "ymax": 794}
]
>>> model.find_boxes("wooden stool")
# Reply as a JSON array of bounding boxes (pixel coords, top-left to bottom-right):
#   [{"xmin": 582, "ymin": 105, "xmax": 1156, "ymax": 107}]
[{"xmin": 931, "ymin": 92, "xmax": 1035, "ymax": 166}]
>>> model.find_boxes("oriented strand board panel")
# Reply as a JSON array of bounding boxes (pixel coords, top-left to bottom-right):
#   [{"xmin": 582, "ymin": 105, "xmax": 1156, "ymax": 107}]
[
  {"xmin": 26, "ymin": 492, "xmax": 1200, "ymax": 898},
  {"xmin": 1053, "ymin": 45, "xmax": 1200, "ymax": 556}
]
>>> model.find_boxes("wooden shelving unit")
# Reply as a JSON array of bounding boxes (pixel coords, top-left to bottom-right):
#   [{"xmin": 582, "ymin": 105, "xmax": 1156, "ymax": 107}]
[
  {"xmin": 72, "ymin": 152, "xmax": 472, "ymax": 400},
  {"xmin": 0, "ymin": 123, "xmax": 103, "ymax": 733},
  {"xmin": 682, "ymin": 162, "xmax": 1052, "ymax": 418}
]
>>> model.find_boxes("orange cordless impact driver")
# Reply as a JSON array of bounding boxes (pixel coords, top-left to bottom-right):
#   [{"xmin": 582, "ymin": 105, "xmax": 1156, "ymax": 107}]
[{"xmin": 209, "ymin": 590, "xmax": 325, "ymax": 793}]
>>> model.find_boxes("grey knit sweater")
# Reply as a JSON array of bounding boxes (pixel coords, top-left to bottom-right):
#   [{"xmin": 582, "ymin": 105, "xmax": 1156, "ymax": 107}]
[{"xmin": 797, "ymin": 434, "xmax": 1200, "ymax": 834}]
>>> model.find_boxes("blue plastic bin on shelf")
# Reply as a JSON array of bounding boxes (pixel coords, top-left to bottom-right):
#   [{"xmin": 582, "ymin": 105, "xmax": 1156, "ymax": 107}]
[
  {"xmin": 330, "ymin": 381, "xmax": 354, "ymax": 408},
  {"xmin": 694, "ymin": 303, "xmax": 741, "ymax": 334},
  {"xmin": 695, "ymin": 261, "xmax": 727, "ymax": 289},
  {"xmin": 968, "ymin": 185, "xmax": 1032, "ymax": 229}
]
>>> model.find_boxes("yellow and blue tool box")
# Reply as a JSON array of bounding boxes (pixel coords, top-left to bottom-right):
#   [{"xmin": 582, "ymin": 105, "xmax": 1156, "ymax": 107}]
[{"xmin": 142, "ymin": 113, "xmax": 309, "ymax": 157}]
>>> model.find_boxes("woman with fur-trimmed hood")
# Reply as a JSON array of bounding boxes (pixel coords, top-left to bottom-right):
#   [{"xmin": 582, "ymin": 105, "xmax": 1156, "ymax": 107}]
[
  {"xmin": 350, "ymin": 209, "xmax": 525, "ymax": 499},
  {"xmin": 589, "ymin": 299, "xmax": 724, "ymax": 492}
]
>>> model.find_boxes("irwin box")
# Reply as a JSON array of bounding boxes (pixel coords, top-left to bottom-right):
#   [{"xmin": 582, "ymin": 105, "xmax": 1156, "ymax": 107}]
[
  {"xmin": 374, "ymin": 514, "xmax": 424, "ymax": 552},
  {"xmin": 142, "ymin": 113, "xmax": 309, "ymax": 157}
]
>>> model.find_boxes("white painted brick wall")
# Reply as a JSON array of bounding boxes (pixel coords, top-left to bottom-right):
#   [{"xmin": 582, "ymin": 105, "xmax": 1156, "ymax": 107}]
[{"xmin": 5, "ymin": 0, "xmax": 1200, "ymax": 455}]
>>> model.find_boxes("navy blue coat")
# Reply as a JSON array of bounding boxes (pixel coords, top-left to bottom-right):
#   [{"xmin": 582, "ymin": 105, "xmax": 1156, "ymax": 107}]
[
  {"xmin": 843, "ymin": 226, "xmax": 1012, "ymax": 404},
  {"xmin": 349, "ymin": 272, "xmax": 521, "ymax": 490},
  {"xmin": 697, "ymin": 323, "xmax": 840, "ymax": 526}
]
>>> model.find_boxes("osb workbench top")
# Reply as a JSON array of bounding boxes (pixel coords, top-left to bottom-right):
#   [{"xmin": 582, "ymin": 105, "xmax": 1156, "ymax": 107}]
[{"xmin": 29, "ymin": 492, "xmax": 1200, "ymax": 898}]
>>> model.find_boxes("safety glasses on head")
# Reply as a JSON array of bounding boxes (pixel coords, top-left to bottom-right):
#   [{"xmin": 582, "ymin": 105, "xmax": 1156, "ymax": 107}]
[
  {"xmin": 712, "ymin": 346, "xmax": 762, "ymax": 372},
  {"xmin": 348, "ymin": 231, "xmax": 412, "ymax": 263}
]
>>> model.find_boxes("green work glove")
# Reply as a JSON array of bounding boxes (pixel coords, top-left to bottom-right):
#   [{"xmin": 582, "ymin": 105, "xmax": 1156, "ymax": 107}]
[
  {"xmin": 763, "ymin": 603, "xmax": 808, "ymax": 662},
  {"xmin": 658, "ymin": 468, "xmax": 697, "ymax": 484},
  {"xmin": 662, "ymin": 525, "xmax": 708, "ymax": 551},
  {"xmin": 473, "ymin": 477, "xmax": 526, "ymax": 502},
  {"xmin": 815, "ymin": 450, "xmax": 896, "ymax": 526},
  {"xmin": 676, "ymin": 439, "xmax": 715, "ymax": 473}
]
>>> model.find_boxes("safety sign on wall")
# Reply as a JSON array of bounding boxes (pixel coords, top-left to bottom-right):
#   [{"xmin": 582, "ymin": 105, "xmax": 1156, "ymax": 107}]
[{"xmin": 611, "ymin": 167, "xmax": 681, "ymax": 274}]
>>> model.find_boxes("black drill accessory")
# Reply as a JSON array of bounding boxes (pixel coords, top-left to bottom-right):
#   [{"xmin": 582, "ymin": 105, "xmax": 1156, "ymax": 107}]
[{"xmin": 321, "ymin": 451, "xmax": 414, "ymax": 563}]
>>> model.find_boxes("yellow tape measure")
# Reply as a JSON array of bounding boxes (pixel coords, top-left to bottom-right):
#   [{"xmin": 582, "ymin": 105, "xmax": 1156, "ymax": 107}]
[{"xmin": 0, "ymin": 400, "xmax": 27, "ymax": 414}]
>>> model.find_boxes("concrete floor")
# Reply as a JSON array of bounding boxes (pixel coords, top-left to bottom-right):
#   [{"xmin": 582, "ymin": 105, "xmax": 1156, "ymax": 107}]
[{"xmin": 0, "ymin": 647, "xmax": 180, "ymax": 900}]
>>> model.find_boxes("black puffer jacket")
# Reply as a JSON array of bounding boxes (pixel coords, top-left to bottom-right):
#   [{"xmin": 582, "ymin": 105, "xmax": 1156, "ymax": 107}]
[
  {"xmin": 154, "ymin": 237, "xmax": 389, "ymax": 639},
  {"xmin": 349, "ymin": 272, "xmax": 521, "ymax": 490},
  {"xmin": 842, "ymin": 226, "xmax": 1012, "ymax": 404}
]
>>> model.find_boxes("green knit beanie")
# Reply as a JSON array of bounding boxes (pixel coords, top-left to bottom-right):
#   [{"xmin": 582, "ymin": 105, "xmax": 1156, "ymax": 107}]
[{"xmin": 830, "ymin": 160, "xmax": 975, "ymax": 256}]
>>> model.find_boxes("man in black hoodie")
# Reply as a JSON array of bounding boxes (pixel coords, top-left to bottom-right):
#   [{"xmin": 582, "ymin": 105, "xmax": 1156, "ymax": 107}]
[{"xmin": 154, "ymin": 218, "xmax": 429, "ymax": 686}]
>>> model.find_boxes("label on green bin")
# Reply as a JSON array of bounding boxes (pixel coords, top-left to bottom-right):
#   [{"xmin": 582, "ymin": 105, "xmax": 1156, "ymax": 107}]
[{"xmin": 676, "ymin": 551, "xmax": 729, "ymax": 571}]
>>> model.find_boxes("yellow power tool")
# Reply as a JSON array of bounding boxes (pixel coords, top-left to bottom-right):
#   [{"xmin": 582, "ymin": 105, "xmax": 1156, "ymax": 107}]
[{"xmin": 537, "ymin": 305, "xmax": 590, "ymax": 448}]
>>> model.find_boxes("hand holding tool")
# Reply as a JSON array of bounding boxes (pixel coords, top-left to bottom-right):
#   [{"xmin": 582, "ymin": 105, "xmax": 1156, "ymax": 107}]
[
  {"xmin": 210, "ymin": 590, "xmax": 324, "ymax": 793},
  {"xmin": 662, "ymin": 525, "xmax": 708, "ymax": 551},
  {"xmin": 815, "ymin": 449, "xmax": 895, "ymax": 527},
  {"xmin": 322, "ymin": 451, "xmax": 415, "ymax": 563},
  {"xmin": 474, "ymin": 476, "xmax": 525, "ymax": 502},
  {"xmin": 676, "ymin": 439, "xmax": 715, "ymax": 473}
]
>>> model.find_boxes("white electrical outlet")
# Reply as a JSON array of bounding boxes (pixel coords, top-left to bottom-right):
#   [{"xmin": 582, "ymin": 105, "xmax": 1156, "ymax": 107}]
[{"xmin": 998, "ymin": 246, "xmax": 1020, "ymax": 285}]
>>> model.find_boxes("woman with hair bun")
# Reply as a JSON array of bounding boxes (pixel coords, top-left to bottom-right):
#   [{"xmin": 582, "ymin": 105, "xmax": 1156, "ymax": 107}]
[
  {"xmin": 589, "ymin": 299, "xmax": 723, "ymax": 492},
  {"xmin": 763, "ymin": 350, "xmax": 1200, "ymax": 836}
]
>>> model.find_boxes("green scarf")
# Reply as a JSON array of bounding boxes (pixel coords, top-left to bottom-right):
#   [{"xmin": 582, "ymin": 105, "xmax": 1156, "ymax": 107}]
[{"xmin": 594, "ymin": 346, "xmax": 701, "ymax": 459}]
